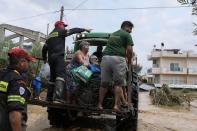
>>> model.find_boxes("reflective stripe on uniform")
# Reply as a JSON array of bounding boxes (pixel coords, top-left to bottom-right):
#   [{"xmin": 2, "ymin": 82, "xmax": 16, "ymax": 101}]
[
  {"xmin": 0, "ymin": 81, "xmax": 8, "ymax": 93},
  {"xmin": 47, "ymin": 32, "xmax": 59, "ymax": 39},
  {"xmin": 56, "ymin": 77, "xmax": 65, "ymax": 82},
  {"xmin": 7, "ymin": 95, "xmax": 25, "ymax": 104}
]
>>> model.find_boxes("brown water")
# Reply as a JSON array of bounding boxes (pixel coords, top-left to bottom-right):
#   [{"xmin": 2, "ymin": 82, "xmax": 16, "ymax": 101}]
[
  {"xmin": 27, "ymin": 92, "xmax": 197, "ymax": 131},
  {"xmin": 138, "ymin": 92, "xmax": 197, "ymax": 131}
]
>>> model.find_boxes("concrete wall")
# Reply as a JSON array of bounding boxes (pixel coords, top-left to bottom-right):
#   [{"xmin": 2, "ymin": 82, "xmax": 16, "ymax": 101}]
[{"xmin": 160, "ymin": 57, "xmax": 187, "ymax": 70}]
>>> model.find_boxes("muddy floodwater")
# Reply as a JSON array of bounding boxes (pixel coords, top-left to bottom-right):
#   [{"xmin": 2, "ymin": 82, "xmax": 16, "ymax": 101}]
[{"xmin": 27, "ymin": 92, "xmax": 197, "ymax": 131}]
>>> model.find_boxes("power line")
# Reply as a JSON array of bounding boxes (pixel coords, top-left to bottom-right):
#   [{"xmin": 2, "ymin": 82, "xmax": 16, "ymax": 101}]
[
  {"xmin": 2, "ymin": 10, "xmax": 60, "ymax": 23},
  {"xmin": 1, "ymin": 5, "xmax": 192, "ymax": 23},
  {"xmin": 64, "ymin": 0, "xmax": 89, "ymax": 26},
  {"xmin": 65, "ymin": 0, "xmax": 89, "ymax": 16},
  {"xmin": 63, "ymin": 5, "xmax": 192, "ymax": 11}
]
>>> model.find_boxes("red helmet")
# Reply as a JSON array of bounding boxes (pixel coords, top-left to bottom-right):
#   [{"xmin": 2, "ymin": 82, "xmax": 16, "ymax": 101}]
[
  {"xmin": 8, "ymin": 47, "xmax": 36, "ymax": 62},
  {"xmin": 55, "ymin": 21, "xmax": 68, "ymax": 28}
]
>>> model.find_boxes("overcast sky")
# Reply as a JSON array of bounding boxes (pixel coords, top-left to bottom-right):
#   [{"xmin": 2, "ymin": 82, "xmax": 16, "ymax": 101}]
[{"xmin": 0, "ymin": 0, "xmax": 196, "ymax": 73}]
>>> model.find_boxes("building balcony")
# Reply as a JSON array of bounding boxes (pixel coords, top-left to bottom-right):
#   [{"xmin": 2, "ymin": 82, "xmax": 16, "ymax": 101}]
[
  {"xmin": 161, "ymin": 52, "xmax": 187, "ymax": 58},
  {"xmin": 148, "ymin": 51, "xmax": 187, "ymax": 60},
  {"xmin": 188, "ymin": 68, "xmax": 197, "ymax": 75},
  {"xmin": 152, "ymin": 68, "xmax": 160, "ymax": 74},
  {"xmin": 148, "ymin": 51, "xmax": 161, "ymax": 60},
  {"xmin": 161, "ymin": 68, "xmax": 187, "ymax": 74},
  {"xmin": 162, "ymin": 80, "xmax": 187, "ymax": 85},
  {"xmin": 188, "ymin": 52, "xmax": 197, "ymax": 58}
]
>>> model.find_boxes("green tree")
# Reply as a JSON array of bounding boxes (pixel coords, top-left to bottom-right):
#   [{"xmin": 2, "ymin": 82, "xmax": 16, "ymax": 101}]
[
  {"xmin": 28, "ymin": 42, "xmax": 43, "ymax": 74},
  {"xmin": 0, "ymin": 40, "xmax": 18, "ymax": 68},
  {"xmin": 30, "ymin": 42, "xmax": 43, "ymax": 58},
  {"xmin": 178, "ymin": 0, "xmax": 197, "ymax": 34}
]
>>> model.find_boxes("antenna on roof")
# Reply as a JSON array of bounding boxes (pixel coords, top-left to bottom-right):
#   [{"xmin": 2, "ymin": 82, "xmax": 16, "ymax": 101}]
[
  {"xmin": 153, "ymin": 44, "xmax": 156, "ymax": 50},
  {"xmin": 161, "ymin": 42, "xmax": 164, "ymax": 47},
  {"xmin": 161, "ymin": 42, "xmax": 164, "ymax": 50}
]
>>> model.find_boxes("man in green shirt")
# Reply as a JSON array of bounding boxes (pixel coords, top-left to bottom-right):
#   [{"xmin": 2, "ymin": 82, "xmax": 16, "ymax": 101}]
[{"xmin": 98, "ymin": 21, "xmax": 134, "ymax": 112}]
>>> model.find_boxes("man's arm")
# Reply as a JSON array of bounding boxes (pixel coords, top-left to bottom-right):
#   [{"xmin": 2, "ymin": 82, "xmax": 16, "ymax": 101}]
[
  {"xmin": 42, "ymin": 43, "xmax": 48, "ymax": 63},
  {"xmin": 9, "ymin": 111, "xmax": 22, "ymax": 131},
  {"xmin": 66, "ymin": 28, "xmax": 91, "ymax": 36},
  {"xmin": 7, "ymin": 80, "xmax": 30, "ymax": 131},
  {"xmin": 75, "ymin": 51, "xmax": 84, "ymax": 64},
  {"xmin": 126, "ymin": 45, "xmax": 133, "ymax": 64},
  {"xmin": 125, "ymin": 32, "xmax": 134, "ymax": 63}
]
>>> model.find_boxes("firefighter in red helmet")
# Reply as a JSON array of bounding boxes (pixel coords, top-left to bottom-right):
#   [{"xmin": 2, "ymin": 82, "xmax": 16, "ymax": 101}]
[
  {"xmin": 42, "ymin": 21, "xmax": 91, "ymax": 103},
  {"xmin": 0, "ymin": 47, "xmax": 36, "ymax": 131}
]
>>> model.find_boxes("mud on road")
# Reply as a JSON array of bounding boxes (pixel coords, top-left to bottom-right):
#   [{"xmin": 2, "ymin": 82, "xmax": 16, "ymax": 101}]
[{"xmin": 27, "ymin": 92, "xmax": 197, "ymax": 131}]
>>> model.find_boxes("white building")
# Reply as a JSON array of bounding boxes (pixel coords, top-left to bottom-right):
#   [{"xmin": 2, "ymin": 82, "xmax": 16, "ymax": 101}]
[{"xmin": 148, "ymin": 48, "xmax": 197, "ymax": 89}]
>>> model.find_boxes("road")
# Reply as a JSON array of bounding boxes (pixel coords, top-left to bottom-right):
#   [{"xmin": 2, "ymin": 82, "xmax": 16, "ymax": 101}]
[{"xmin": 27, "ymin": 92, "xmax": 197, "ymax": 131}]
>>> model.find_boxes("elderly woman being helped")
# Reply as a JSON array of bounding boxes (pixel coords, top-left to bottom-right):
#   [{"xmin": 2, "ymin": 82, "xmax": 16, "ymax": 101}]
[
  {"xmin": 66, "ymin": 41, "xmax": 90, "ymax": 103},
  {"xmin": 73, "ymin": 41, "xmax": 90, "ymax": 67}
]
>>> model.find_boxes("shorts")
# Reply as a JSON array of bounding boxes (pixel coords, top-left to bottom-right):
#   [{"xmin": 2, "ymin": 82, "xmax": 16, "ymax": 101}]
[{"xmin": 101, "ymin": 55, "xmax": 127, "ymax": 87}]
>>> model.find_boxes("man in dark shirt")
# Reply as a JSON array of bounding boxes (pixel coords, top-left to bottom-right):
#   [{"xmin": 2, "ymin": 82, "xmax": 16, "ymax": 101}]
[
  {"xmin": 42, "ymin": 21, "xmax": 91, "ymax": 103},
  {"xmin": 93, "ymin": 46, "xmax": 103, "ymax": 63},
  {"xmin": 0, "ymin": 47, "xmax": 35, "ymax": 131}
]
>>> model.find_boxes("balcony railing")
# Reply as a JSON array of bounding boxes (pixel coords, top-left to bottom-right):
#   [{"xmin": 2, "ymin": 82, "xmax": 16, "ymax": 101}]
[
  {"xmin": 161, "ymin": 68, "xmax": 187, "ymax": 74},
  {"xmin": 148, "ymin": 51, "xmax": 187, "ymax": 60},
  {"xmin": 162, "ymin": 80, "xmax": 187, "ymax": 85},
  {"xmin": 148, "ymin": 51, "xmax": 161, "ymax": 60},
  {"xmin": 153, "ymin": 64, "xmax": 159, "ymax": 68},
  {"xmin": 151, "ymin": 68, "xmax": 160, "ymax": 74},
  {"xmin": 149, "ymin": 67, "xmax": 187, "ymax": 74},
  {"xmin": 161, "ymin": 52, "xmax": 187, "ymax": 57},
  {"xmin": 188, "ymin": 68, "xmax": 197, "ymax": 74},
  {"xmin": 188, "ymin": 52, "xmax": 197, "ymax": 58}
]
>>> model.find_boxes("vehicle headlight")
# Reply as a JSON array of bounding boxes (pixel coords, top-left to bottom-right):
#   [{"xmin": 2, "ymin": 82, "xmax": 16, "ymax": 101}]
[
  {"xmin": 81, "ymin": 34, "xmax": 85, "ymax": 37},
  {"xmin": 76, "ymin": 34, "xmax": 80, "ymax": 38}
]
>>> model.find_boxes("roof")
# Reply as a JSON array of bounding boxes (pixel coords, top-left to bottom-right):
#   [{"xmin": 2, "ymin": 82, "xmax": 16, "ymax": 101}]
[
  {"xmin": 76, "ymin": 32, "xmax": 111, "ymax": 40},
  {"xmin": 74, "ymin": 32, "xmax": 111, "ymax": 51},
  {"xmin": 154, "ymin": 49, "xmax": 180, "ymax": 52}
]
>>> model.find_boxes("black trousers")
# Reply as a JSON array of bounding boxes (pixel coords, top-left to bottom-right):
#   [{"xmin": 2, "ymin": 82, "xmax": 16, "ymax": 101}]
[
  {"xmin": 48, "ymin": 54, "xmax": 66, "ymax": 83},
  {"xmin": 0, "ymin": 103, "xmax": 12, "ymax": 131}
]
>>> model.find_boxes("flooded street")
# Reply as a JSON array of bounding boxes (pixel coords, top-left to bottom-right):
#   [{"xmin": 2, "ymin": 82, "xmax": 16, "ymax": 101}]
[
  {"xmin": 138, "ymin": 92, "xmax": 197, "ymax": 131},
  {"xmin": 27, "ymin": 92, "xmax": 197, "ymax": 131}
]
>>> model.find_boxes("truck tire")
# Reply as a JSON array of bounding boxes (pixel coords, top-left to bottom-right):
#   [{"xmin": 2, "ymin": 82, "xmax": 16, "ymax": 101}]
[
  {"xmin": 47, "ymin": 107, "xmax": 78, "ymax": 128},
  {"xmin": 130, "ymin": 71, "xmax": 139, "ymax": 131},
  {"xmin": 116, "ymin": 72, "xmax": 139, "ymax": 131},
  {"xmin": 47, "ymin": 107, "xmax": 71, "ymax": 128}
]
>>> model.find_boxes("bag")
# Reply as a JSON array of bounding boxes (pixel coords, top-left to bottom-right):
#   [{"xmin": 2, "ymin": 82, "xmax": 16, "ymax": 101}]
[
  {"xmin": 88, "ymin": 64, "xmax": 101, "ymax": 73},
  {"xmin": 32, "ymin": 75, "xmax": 42, "ymax": 89},
  {"xmin": 71, "ymin": 65, "xmax": 93, "ymax": 83},
  {"xmin": 39, "ymin": 63, "xmax": 50, "ymax": 80}
]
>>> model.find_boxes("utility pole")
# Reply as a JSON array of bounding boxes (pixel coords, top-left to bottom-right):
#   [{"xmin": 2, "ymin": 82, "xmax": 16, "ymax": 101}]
[
  {"xmin": 136, "ymin": 56, "xmax": 137, "ymax": 66},
  {"xmin": 46, "ymin": 23, "xmax": 49, "ymax": 36},
  {"xmin": 60, "ymin": 6, "xmax": 64, "ymax": 21}
]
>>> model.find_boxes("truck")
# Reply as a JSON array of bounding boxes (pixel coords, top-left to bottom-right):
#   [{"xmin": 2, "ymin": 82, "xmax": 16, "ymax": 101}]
[{"xmin": 29, "ymin": 32, "xmax": 139, "ymax": 131}]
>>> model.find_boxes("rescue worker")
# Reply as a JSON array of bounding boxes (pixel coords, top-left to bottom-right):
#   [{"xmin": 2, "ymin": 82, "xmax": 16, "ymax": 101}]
[
  {"xmin": 42, "ymin": 21, "xmax": 91, "ymax": 103},
  {"xmin": 0, "ymin": 47, "xmax": 35, "ymax": 131}
]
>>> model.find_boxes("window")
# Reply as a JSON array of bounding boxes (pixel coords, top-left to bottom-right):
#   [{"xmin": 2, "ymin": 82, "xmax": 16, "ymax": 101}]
[
  {"xmin": 153, "ymin": 60, "xmax": 156, "ymax": 64},
  {"xmin": 153, "ymin": 60, "xmax": 159, "ymax": 68},
  {"xmin": 170, "ymin": 63, "xmax": 180, "ymax": 71}
]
